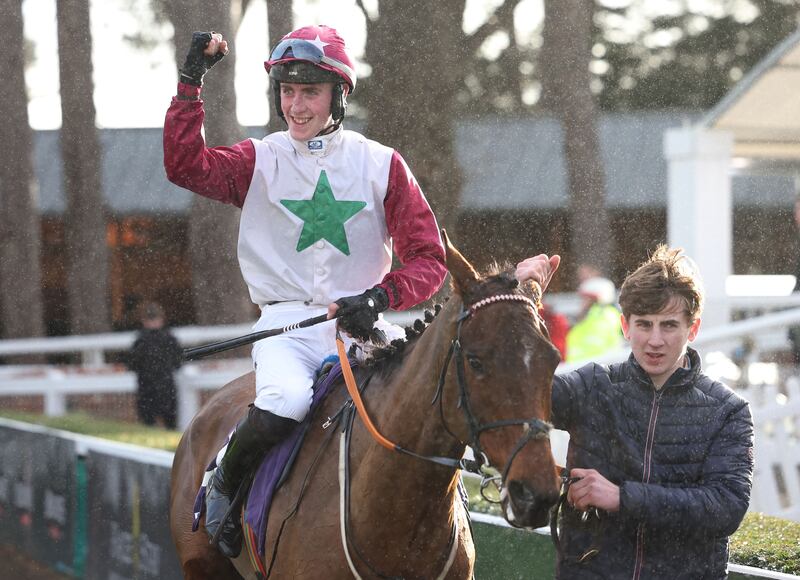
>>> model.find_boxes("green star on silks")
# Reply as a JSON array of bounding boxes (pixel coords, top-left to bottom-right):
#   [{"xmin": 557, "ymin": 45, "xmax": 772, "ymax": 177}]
[{"xmin": 280, "ymin": 170, "xmax": 366, "ymax": 256}]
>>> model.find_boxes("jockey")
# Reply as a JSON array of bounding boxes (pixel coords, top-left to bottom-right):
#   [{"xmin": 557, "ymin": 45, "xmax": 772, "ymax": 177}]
[{"xmin": 163, "ymin": 25, "xmax": 446, "ymax": 558}]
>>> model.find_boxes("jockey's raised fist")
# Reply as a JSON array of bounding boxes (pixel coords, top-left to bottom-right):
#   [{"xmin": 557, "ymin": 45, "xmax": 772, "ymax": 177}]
[{"xmin": 179, "ymin": 31, "xmax": 229, "ymax": 86}]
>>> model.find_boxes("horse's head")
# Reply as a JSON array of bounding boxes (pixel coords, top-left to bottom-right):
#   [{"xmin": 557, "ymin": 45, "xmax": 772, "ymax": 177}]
[{"xmin": 442, "ymin": 232, "xmax": 561, "ymax": 528}]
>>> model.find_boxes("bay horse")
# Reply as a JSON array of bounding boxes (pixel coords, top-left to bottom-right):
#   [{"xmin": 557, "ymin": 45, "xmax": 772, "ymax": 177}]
[{"xmin": 170, "ymin": 235, "xmax": 562, "ymax": 579}]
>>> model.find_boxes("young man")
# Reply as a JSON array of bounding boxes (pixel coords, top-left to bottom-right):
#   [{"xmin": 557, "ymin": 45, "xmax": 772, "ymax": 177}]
[
  {"xmin": 516, "ymin": 247, "xmax": 753, "ymax": 579},
  {"xmin": 163, "ymin": 26, "xmax": 446, "ymax": 557}
]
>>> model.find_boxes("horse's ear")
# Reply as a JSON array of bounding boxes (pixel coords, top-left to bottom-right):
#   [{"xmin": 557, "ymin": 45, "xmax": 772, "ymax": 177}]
[{"xmin": 442, "ymin": 229, "xmax": 480, "ymax": 296}]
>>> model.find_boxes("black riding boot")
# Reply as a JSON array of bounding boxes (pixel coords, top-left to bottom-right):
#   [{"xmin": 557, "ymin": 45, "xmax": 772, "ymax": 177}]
[{"xmin": 205, "ymin": 406, "xmax": 299, "ymax": 558}]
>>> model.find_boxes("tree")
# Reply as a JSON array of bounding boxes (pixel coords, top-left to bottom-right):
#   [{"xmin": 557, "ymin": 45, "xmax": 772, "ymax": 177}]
[
  {"xmin": 540, "ymin": 0, "xmax": 610, "ymax": 275},
  {"xmin": 159, "ymin": 0, "xmax": 254, "ymax": 325},
  {"xmin": 595, "ymin": 0, "xmax": 800, "ymax": 111},
  {"xmin": 356, "ymin": 0, "xmax": 471, "ymax": 237},
  {"xmin": 57, "ymin": 0, "xmax": 112, "ymax": 334},
  {"xmin": 266, "ymin": 0, "xmax": 292, "ymax": 134},
  {"xmin": 0, "ymin": 0, "xmax": 46, "ymax": 341}
]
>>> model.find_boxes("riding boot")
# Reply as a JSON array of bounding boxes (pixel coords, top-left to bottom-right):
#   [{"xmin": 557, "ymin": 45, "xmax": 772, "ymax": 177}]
[{"xmin": 205, "ymin": 406, "xmax": 299, "ymax": 558}]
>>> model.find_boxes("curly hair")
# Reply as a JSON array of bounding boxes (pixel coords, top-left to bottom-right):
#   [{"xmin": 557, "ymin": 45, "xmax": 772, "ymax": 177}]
[{"xmin": 618, "ymin": 245, "xmax": 704, "ymax": 323}]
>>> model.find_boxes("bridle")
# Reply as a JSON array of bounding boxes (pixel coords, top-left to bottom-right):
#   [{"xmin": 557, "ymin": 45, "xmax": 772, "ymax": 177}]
[
  {"xmin": 432, "ymin": 293, "xmax": 554, "ymax": 489},
  {"xmin": 334, "ymin": 291, "xmax": 554, "ymax": 479}
]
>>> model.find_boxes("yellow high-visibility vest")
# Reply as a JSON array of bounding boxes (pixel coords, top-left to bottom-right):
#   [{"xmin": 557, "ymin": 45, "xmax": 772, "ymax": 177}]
[{"xmin": 566, "ymin": 304, "xmax": 623, "ymax": 362}]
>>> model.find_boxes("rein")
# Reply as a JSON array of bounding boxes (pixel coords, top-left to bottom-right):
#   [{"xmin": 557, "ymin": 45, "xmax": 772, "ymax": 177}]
[{"xmin": 550, "ymin": 472, "xmax": 602, "ymax": 563}]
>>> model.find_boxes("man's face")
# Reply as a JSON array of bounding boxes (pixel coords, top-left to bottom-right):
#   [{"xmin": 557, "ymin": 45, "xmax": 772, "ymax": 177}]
[
  {"xmin": 620, "ymin": 298, "xmax": 701, "ymax": 389},
  {"xmin": 280, "ymin": 82, "xmax": 334, "ymax": 141}
]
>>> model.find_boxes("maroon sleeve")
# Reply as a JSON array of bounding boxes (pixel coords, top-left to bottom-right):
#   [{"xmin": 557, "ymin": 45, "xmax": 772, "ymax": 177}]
[
  {"xmin": 378, "ymin": 151, "xmax": 447, "ymax": 310},
  {"xmin": 163, "ymin": 83, "xmax": 255, "ymax": 208}
]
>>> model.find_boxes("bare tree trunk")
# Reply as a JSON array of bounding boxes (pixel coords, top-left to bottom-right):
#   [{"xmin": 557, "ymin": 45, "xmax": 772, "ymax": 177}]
[
  {"xmin": 266, "ymin": 0, "xmax": 292, "ymax": 134},
  {"xmin": 0, "ymin": 0, "xmax": 46, "ymax": 340},
  {"xmin": 360, "ymin": 0, "xmax": 466, "ymax": 237},
  {"xmin": 540, "ymin": 0, "xmax": 610, "ymax": 277},
  {"xmin": 163, "ymin": 0, "xmax": 253, "ymax": 325},
  {"xmin": 57, "ymin": 0, "xmax": 111, "ymax": 334}
]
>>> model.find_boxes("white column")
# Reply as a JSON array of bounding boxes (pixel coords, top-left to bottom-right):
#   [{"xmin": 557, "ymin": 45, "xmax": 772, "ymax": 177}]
[{"xmin": 664, "ymin": 127, "xmax": 734, "ymax": 329}]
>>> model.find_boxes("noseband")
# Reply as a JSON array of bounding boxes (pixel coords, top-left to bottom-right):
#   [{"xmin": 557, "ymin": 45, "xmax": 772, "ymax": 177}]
[{"xmin": 433, "ymin": 293, "xmax": 553, "ymax": 485}]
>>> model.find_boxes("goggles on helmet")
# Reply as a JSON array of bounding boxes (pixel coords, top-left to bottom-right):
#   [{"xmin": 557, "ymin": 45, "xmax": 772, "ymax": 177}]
[{"xmin": 268, "ymin": 38, "xmax": 355, "ymax": 90}]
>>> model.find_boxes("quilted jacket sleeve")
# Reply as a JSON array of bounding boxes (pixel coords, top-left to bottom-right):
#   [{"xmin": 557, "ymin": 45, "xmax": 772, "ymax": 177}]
[{"xmin": 551, "ymin": 364, "xmax": 598, "ymax": 432}]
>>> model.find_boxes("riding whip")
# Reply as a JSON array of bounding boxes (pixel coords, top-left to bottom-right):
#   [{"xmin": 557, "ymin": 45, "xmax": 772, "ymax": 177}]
[{"xmin": 182, "ymin": 313, "xmax": 332, "ymax": 360}]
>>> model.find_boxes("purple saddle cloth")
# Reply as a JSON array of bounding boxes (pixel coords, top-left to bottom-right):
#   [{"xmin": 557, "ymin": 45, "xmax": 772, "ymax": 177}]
[{"xmin": 192, "ymin": 360, "xmax": 346, "ymax": 557}]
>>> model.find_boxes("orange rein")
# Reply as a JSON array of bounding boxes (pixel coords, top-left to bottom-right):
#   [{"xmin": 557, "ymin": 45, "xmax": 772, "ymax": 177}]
[{"xmin": 335, "ymin": 336, "xmax": 396, "ymax": 452}]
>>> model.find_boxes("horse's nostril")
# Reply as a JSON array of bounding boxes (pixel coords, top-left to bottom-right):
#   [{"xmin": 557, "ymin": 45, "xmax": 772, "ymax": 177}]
[
  {"xmin": 507, "ymin": 480, "xmax": 559, "ymax": 512},
  {"xmin": 507, "ymin": 480, "xmax": 536, "ymax": 503}
]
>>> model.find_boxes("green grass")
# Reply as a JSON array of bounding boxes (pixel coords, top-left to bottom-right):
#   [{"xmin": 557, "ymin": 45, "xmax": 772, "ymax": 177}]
[
  {"xmin": 730, "ymin": 512, "xmax": 800, "ymax": 574},
  {"xmin": 0, "ymin": 410, "xmax": 182, "ymax": 452}
]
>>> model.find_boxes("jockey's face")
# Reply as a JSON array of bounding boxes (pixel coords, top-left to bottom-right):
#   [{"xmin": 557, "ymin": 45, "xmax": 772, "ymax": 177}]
[{"xmin": 280, "ymin": 82, "xmax": 334, "ymax": 141}]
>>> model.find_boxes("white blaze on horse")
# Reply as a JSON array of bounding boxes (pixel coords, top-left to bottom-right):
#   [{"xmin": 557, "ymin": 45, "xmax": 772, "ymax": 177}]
[{"xmin": 170, "ymin": 234, "xmax": 562, "ymax": 579}]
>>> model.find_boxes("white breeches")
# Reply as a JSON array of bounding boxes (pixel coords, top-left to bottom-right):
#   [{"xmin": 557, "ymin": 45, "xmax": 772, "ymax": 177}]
[
  {"xmin": 251, "ymin": 302, "xmax": 341, "ymax": 421},
  {"xmin": 250, "ymin": 301, "xmax": 406, "ymax": 421}
]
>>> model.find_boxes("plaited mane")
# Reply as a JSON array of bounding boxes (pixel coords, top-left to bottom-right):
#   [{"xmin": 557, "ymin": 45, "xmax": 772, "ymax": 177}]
[{"xmin": 361, "ymin": 264, "xmax": 541, "ymax": 369}]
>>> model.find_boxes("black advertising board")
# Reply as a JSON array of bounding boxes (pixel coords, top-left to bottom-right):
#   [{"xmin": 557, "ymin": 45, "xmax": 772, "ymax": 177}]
[
  {"xmin": 0, "ymin": 423, "xmax": 78, "ymax": 575},
  {"xmin": 85, "ymin": 449, "xmax": 182, "ymax": 580}
]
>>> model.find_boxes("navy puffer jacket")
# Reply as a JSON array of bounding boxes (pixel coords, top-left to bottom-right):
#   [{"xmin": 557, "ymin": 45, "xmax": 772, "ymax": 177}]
[{"xmin": 552, "ymin": 347, "xmax": 754, "ymax": 579}]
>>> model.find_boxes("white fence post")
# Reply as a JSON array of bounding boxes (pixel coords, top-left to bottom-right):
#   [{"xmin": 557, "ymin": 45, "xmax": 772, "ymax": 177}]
[
  {"xmin": 748, "ymin": 377, "xmax": 800, "ymax": 521},
  {"xmin": 176, "ymin": 370, "xmax": 201, "ymax": 430}
]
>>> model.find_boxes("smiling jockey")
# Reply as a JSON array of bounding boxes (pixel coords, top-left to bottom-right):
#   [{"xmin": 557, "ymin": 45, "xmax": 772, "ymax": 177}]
[{"xmin": 163, "ymin": 25, "xmax": 446, "ymax": 558}]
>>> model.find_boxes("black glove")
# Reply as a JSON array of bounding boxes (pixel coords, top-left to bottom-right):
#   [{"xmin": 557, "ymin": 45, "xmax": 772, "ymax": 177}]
[
  {"xmin": 179, "ymin": 31, "xmax": 227, "ymax": 86},
  {"xmin": 335, "ymin": 287, "xmax": 390, "ymax": 342}
]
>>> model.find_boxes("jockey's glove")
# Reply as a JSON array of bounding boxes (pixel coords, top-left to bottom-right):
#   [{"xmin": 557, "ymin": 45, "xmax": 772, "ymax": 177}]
[
  {"xmin": 335, "ymin": 287, "xmax": 390, "ymax": 343},
  {"xmin": 179, "ymin": 31, "xmax": 226, "ymax": 86}
]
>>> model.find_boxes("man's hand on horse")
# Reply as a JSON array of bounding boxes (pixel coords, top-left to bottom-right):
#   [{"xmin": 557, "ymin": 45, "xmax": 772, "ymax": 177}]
[
  {"xmin": 567, "ymin": 468, "xmax": 620, "ymax": 513},
  {"xmin": 515, "ymin": 254, "xmax": 561, "ymax": 292},
  {"xmin": 179, "ymin": 31, "xmax": 229, "ymax": 86},
  {"xmin": 329, "ymin": 287, "xmax": 390, "ymax": 345}
]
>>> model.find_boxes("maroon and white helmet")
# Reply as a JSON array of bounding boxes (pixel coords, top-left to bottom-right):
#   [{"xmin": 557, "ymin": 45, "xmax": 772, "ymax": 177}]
[{"xmin": 264, "ymin": 25, "xmax": 356, "ymax": 93}]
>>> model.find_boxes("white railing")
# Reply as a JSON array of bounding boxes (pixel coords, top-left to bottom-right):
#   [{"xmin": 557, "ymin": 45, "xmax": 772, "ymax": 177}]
[
  {"xmin": 0, "ymin": 359, "xmax": 253, "ymax": 427},
  {"xmin": 745, "ymin": 378, "xmax": 800, "ymax": 522},
  {"xmin": 0, "ymin": 310, "xmax": 423, "ymax": 366}
]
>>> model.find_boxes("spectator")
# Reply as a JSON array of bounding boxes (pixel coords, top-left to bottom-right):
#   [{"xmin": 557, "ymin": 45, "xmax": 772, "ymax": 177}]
[
  {"xmin": 541, "ymin": 302, "xmax": 570, "ymax": 361},
  {"xmin": 565, "ymin": 276, "xmax": 623, "ymax": 362},
  {"xmin": 127, "ymin": 302, "xmax": 183, "ymax": 429}
]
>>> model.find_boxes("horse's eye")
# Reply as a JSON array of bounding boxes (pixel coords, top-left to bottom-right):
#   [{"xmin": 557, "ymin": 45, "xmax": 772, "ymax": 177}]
[{"xmin": 466, "ymin": 354, "xmax": 484, "ymax": 372}]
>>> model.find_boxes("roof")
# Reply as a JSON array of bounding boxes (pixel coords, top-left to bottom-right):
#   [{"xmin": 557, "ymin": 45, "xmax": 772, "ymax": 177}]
[
  {"xmin": 703, "ymin": 28, "xmax": 800, "ymax": 162},
  {"xmin": 30, "ymin": 113, "xmax": 796, "ymax": 215}
]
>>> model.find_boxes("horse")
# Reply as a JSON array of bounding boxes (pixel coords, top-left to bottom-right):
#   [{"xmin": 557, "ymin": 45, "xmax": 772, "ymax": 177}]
[{"xmin": 170, "ymin": 235, "xmax": 562, "ymax": 579}]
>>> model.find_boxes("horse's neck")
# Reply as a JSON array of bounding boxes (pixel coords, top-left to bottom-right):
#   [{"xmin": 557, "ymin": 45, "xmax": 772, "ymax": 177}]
[{"xmin": 356, "ymin": 300, "xmax": 465, "ymax": 496}]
